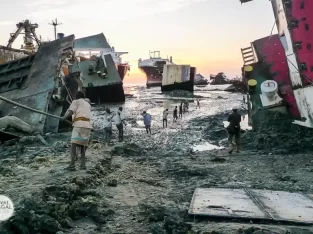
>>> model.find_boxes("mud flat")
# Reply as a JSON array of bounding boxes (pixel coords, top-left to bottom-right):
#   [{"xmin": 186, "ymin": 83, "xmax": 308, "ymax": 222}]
[{"xmin": 1, "ymin": 88, "xmax": 313, "ymax": 233}]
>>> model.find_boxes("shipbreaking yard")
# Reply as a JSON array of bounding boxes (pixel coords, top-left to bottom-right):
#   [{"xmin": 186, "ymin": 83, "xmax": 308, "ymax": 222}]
[
  {"xmin": 1, "ymin": 85, "xmax": 313, "ymax": 234},
  {"xmin": 1, "ymin": 10, "xmax": 313, "ymax": 234}
]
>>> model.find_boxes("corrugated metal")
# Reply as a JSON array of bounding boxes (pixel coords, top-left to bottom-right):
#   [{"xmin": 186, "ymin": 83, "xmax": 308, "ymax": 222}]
[{"xmin": 162, "ymin": 64, "xmax": 190, "ymax": 86}]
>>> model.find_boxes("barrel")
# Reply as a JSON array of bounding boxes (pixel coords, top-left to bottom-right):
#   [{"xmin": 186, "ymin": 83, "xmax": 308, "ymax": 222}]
[{"xmin": 57, "ymin": 33, "xmax": 65, "ymax": 39}]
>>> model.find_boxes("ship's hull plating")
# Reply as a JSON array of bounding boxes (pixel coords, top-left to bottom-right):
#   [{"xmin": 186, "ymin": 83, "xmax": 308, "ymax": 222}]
[
  {"xmin": 139, "ymin": 66, "xmax": 163, "ymax": 87},
  {"xmin": 117, "ymin": 64, "xmax": 129, "ymax": 81},
  {"xmin": 272, "ymin": 0, "xmax": 313, "ymax": 127},
  {"xmin": 252, "ymin": 35, "xmax": 301, "ymax": 119},
  {"xmin": 161, "ymin": 67, "xmax": 195, "ymax": 92}
]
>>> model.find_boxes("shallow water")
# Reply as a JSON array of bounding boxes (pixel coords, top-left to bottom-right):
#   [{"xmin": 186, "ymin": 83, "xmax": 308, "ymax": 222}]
[{"xmin": 92, "ymin": 85, "xmax": 245, "ymax": 151}]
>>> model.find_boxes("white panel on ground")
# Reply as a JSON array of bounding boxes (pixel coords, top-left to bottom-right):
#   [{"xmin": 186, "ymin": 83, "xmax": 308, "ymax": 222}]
[
  {"xmin": 251, "ymin": 190, "xmax": 313, "ymax": 223},
  {"xmin": 189, "ymin": 188, "xmax": 313, "ymax": 224},
  {"xmin": 189, "ymin": 188, "xmax": 267, "ymax": 219}
]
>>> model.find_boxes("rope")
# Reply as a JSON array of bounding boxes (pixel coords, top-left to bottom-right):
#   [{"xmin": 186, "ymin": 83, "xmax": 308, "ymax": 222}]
[{"xmin": 0, "ymin": 95, "xmax": 72, "ymax": 125}]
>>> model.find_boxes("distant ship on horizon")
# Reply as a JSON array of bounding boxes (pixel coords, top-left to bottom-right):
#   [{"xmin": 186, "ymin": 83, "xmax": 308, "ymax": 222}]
[{"xmin": 138, "ymin": 51, "xmax": 173, "ymax": 88}]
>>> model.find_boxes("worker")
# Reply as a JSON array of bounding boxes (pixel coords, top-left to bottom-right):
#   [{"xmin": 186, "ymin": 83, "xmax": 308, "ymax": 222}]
[
  {"xmin": 173, "ymin": 106, "xmax": 178, "ymax": 122},
  {"xmin": 163, "ymin": 109, "xmax": 169, "ymax": 128},
  {"xmin": 196, "ymin": 99, "xmax": 200, "ymax": 109},
  {"xmin": 103, "ymin": 107, "xmax": 114, "ymax": 145},
  {"xmin": 62, "ymin": 91, "xmax": 92, "ymax": 171},
  {"xmin": 142, "ymin": 111, "xmax": 152, "ymax": 134},
  {"xmin": 243, "ymin": 96, "xmax": 246, "ymax": 104},
  {"xmin": 179, "ymin": 103, "xmax": 183, "ymax": 118},
  {"xmin": 115, "ymin": 107, "xmax": 125, "ymax": 142},
  {"xmin": 226, "ymin": 108, "xmax": 241, "ymax": 154}
]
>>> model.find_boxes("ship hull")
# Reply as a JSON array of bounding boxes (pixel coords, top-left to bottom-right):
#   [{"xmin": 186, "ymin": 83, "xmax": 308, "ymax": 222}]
[
  {"xmin": 117, "ymin": 64, "xmax": 129, "ymax": 81},
  {"xmin": 139, "ymin": 66, "xmax": 163, "ymax": 87},
  {"xmin": 161, "ymin": 66, "xmax": 195, "ymax": 92},
  {"xmin": 84, "ymin": 83, "xmax": 125, "ymax": 103}
]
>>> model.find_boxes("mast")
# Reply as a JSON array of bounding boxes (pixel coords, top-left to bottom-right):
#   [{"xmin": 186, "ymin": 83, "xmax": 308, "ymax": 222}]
[{"xmin": 49, "ymin": 18, "xmax": 62, "ymax": 40}]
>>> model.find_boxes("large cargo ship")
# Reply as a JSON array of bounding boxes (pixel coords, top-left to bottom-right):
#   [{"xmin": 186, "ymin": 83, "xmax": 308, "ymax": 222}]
[
  {"xmin": 74, "ymin": 33, "xmax": 129, "ymax": 81},
  {"xmin": 161, "ymin": 64, "xmax": 195, "ymax": 92},
  {"xmin": 240, "ymin": 0, "xmax": 313, "ymax": 128},
  {"xmin": 138, "ymin": 51, "xmax": 173, "ymax": 88}
]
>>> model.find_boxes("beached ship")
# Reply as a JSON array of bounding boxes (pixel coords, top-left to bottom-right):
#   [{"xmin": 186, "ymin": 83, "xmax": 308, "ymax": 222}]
[
  {"xmin": 240, "ymin": 0, "xmax": 313, "ymax": 128},
  {"xmin": 161, "ymin": 64, "xmax": 195, "ymax": 92},
  {"xmin": 73, "ymin": 33, "xmax": 129, "ymax": 81},
  {"xmin": 0, "ymin": 35, "xmax": 80, "ymax": 136},
  {"xmin": 138, "ymin": 51, "xmax": 173, "ymax": 88},
  {"xmin": 71, "ymin": 33, "xmax": 125, "ymax": 103},
  {"xmin": 194, "ymin": 73, "xmax": 208, "ymax": 86}
]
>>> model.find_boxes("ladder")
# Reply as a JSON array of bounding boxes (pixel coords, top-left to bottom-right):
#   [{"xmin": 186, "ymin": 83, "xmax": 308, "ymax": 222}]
[{"xmin": 241, "ymin": 44, "xmax": 256, "ymax": 65}]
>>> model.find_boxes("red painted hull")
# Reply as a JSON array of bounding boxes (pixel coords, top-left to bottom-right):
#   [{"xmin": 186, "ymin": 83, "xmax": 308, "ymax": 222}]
[
  {"xmin": 117, "ymin": 64, "xmax": 129, "ymax": 80},
  {"xmin": 252, "ymin": 35, "xmax": 301, "ymax": 118},
  {"xmin": 287, "ymin": 0, "xmax": 313, "ymax": 87}
]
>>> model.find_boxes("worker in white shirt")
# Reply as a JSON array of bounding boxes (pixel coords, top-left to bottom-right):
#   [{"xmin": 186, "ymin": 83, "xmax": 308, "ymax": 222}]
[
  {"xmin": 103, "ymin": 107, "xmax": 114, "ymax": 145},
  {"xmin": 114, "ymin": 107, "xmax": 126, "ymax": 142}
]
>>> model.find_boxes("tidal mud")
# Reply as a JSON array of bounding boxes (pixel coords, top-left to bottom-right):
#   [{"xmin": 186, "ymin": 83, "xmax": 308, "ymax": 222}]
[{"xmin": 1, "ymin": 87, "xmax": 313, "ymax": 233}]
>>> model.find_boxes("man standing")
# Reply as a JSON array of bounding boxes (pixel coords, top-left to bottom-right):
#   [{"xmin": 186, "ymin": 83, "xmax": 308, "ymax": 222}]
[
  {"xmin": 63, "ymin": 91, "xmax": 92, "ymax": 171},
  {"xmin": 103, "ymin": 107, "xmax": 114, "ymax": 145},
  {"xmin": 115, "ymin": 107, "xmax": 125, "ymax": 142},
  {"xmin": 226, "ymin": 108, "xmax": 241, "ymax": 154},
  {"xmin": 163, "ymin": 109, "xmax": 169, "ymax": 128},
  {"xmin": 142, "ymin": 111, "xmax": 152, "ymax": 134},
  {"xmin": 173, "ymin": 106, "xmax": 178, "ymax": 122},
  {"xmin": 196, "ymin": 99, "xmax": 200, "ymax": 109},
  {"xmin": 179, "ymin": 103, "xmax": 183, "ymax": 118}
]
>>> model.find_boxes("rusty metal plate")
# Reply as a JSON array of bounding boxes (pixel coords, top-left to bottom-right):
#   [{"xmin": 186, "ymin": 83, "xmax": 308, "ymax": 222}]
[{"xmin": 189, "ymin": 188, "xmax": 313, "ymax": 224}]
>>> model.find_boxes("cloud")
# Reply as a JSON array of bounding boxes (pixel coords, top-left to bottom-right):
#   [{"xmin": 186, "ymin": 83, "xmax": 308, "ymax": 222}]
[
  {"xmin": 28, "ymin": 0, "xmax": 208, "ymax": 21},
  {"xmin": 0, "ymin": 21, "xmax": 14, "ymax": 25}
]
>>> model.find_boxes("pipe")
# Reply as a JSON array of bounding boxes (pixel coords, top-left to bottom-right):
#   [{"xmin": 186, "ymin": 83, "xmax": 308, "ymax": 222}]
[{"xmin": 0, "ymin": 95, "xmax": 72, "ymax": 125}]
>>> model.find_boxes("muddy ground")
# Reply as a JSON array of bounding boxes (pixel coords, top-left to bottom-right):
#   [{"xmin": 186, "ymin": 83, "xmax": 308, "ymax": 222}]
[{"xmin": 1, "ymin": 87, "xmax": 313, "ymax": 234}]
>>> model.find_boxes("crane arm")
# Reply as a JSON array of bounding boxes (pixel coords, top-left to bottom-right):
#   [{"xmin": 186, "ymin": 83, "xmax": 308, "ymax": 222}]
[
  {"xmin": 30, "ymin": 28, "xmax": 41, "ymax": 46},
  {"xmin": 7, "ymin": 26, "xmax": 23, "ymax": 48}
]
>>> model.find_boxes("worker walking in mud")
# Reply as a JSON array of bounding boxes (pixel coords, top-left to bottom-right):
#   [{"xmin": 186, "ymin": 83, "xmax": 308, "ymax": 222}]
[
  {"xmin": 226, "ymin": 108, "xmax": 241, "ymax": 154},
  {"xmin": 103, "ymin": 107, "xmax": 114, "ymax": 145},
  {"xmin": 142, "ymin": 111, "xmax": 152, "ymax": 134},
  {"xmin": 179, "ymin": 103, "xmax": 183, "ymax": 118},
  {"xmin": 62, "ymin": 91, "xmax": 92, "ymax": 171},
  {"xmin": 163, "ymin": 109, "xmax": 169, "ymax": 128},
  {"xmin": 173, "ymin": 106, "xmax": 178, "ymax": 122},
  {"xmin": 196, "ymin": 99, "xmax": 200, "ymax": 109},
  {"xmin": 115, "ymin": 107, "xmax": 126, "ymax": 142}
]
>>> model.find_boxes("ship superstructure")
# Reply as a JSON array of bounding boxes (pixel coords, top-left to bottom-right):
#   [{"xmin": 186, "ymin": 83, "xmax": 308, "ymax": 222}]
[{"xmin": 138, "ymin": 51, "xmax": 173, "ymax": 88}]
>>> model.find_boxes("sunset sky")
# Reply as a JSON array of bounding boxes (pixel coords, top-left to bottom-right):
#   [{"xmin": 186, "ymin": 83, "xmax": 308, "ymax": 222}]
[{"xmin": 0, "ymin": 0, "xmax": 276, "ymax": 84}]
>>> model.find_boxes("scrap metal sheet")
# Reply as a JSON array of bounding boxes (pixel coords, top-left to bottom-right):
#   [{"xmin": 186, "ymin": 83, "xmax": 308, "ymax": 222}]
[
  {"xmin": 189, "ymin": 188, "xmax": 267, "ymax": 219},
  {"xmin": 189, "ymin": 188, "xmax": 313, "ymax": 224}
]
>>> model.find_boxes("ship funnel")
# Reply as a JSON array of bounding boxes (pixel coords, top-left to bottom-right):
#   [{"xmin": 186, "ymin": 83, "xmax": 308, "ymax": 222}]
[{"xmin": 170, "ymin": 56, "xmax": 172, "ymax": 63}]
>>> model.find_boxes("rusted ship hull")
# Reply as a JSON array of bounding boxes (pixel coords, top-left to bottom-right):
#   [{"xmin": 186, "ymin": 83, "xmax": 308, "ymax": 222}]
[
  {"xmin": 0, "ymin": 35, "xmax": 78, "ymax": 134},
  {"xmin": 139, "ymin": 66, "xmax": 163, "ymax": 88}
]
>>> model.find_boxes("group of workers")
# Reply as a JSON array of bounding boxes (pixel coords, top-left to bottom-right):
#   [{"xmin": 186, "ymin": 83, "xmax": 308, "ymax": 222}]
[{"xmin": 62, "ymin": 91, "xmax": 241, "ymax": 171}]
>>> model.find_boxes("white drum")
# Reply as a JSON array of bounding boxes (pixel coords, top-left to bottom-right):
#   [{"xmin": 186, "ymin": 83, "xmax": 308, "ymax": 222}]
[{"xmin": 261, "ymin": 80, "xmax": 278, "ymax": 99}]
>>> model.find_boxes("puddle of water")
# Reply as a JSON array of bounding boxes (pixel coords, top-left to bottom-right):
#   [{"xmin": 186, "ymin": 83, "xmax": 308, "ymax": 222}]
[{"xmin": 193, "ymin": 142, "xmax": 224, "ymax": 152}]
